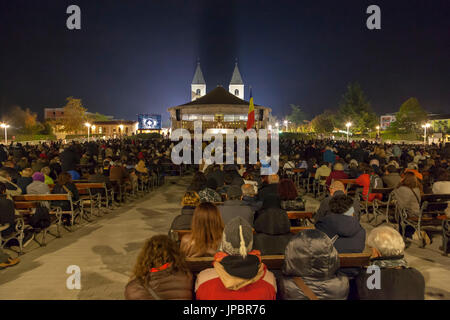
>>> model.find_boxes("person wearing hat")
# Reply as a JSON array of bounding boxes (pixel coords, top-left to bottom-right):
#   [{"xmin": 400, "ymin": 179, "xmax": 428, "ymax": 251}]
[
  {"xmin": 195, "ymin": 217, "xmax": 277, "ymax": 300},
  {"xmin": 218, "ymin": 185, "xmax": 254, "ymax": 227},
  {"xmin": 326, "ymin": 161, "xmax": 349, "ymax": 187},
  {"xmin": 26, "ymin": 172, "xmax": 51, "ymax": 195}
]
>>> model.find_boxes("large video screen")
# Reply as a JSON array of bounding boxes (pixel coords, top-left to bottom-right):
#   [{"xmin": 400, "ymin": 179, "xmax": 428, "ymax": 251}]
[{"xmin": 138, "ymin": 114, "xmax": 162, "ymax": 130}]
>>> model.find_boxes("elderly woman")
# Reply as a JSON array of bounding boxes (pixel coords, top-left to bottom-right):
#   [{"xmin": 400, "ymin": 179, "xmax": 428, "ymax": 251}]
[{"xmin": 355, "ymin": 226, "xmax": 425, "ymax": 300}]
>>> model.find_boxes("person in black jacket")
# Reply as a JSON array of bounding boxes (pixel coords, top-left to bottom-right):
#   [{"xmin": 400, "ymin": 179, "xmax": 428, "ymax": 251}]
[
  {"xmin": 52, "ymin": 172, "xmax": 80, "ymax": 225},
  {"xmin": 17, "ymin": 168, "xmax": 33, "ymax": 195},
  {"xmin": 355, "ymin": 226, "xmax": 425, "ymax": 300},
  {"xmin": 60, "ymin": 146, "xmax": 80, "ymax": 172},
  {"xmin": 169, "ymin": 191, "xmax": 200, "ymax": 233},
  {"xmin": 315, "ymin": 194, "xmax": 366, "ymax": 254},
  {"xmin": 253, "ymin": 207, "xmax": 292, "ymax": 255},
  {"xmin": 0, "ymin": 182, "xmax": 34, "ymax": 247}
]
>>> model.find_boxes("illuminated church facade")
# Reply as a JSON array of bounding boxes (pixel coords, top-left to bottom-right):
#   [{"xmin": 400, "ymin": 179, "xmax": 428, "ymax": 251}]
[{"xmin": 168, "ymin": 62, "xmax": 271, "ymax": 132}]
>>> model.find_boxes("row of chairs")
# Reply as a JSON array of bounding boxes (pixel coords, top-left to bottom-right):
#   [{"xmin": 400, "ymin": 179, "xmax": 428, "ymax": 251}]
[{"xmin": 0, "ymin": 174, "xmax": 164, "ymax": 255}]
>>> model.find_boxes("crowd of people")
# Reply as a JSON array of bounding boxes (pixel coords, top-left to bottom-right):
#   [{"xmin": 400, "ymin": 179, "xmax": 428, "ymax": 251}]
[
  {"xmin": 0, "ymin": 138, "xmax": 179, "ymax": 269},
  {"xmin": 125, "ymin": 138, "xmax": 450, "ymax": 300},
  {"xmin": 2, "ymin": 137, "xmax": 449, "ymax": 299}
]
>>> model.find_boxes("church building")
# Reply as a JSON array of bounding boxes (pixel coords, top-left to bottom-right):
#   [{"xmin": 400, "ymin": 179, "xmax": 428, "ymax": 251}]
[{"xmin": 168, "ymin": 62, "xmax": 271, "ymax": 133}]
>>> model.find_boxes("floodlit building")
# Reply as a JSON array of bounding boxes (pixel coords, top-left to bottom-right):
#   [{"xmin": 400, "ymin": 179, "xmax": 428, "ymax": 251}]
[{"xmin": 169, "ymin": 62, "xmax": 272, "ymax": 133}]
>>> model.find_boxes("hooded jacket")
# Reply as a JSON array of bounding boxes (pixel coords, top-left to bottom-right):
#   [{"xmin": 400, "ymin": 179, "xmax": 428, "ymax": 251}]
[
  {"xmin": 195, "ymin": 251, "xmax": 277, "ymax": 300},
  {"xmin": 253, "ymin": 209, "xmax": 293, "ymax": 255},
  {"xmin": 315, "ymin": 214, "xmax": 366, "ymax": 254},
  {"xmin": 279, "ymin": 229, "xmax": 349, "ymax": 300},
  {"xmin": 125, "ymin": 265, "xmax": 193, "ymax": 300}
]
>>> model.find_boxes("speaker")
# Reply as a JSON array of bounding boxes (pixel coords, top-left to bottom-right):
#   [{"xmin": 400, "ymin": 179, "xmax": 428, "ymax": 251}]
[
  {"xmin": 176, "ymin": 109, "xmax": 181, "ymax": 121},
  {"xmin": 259, "ymin": 109, "xmax": 264, "ymax": 121}
]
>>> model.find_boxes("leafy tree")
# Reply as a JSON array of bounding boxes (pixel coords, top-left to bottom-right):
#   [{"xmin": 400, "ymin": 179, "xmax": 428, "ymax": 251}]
[
  {"xmin": 59, "ymin": 97, "xmax": 87, "ymax": 133},
  {"xmin": 311, "ymin": 110, "xmax": 336, "ymax": 133},
  {"xmin": 336, "ymin": 82, "xmax": 378, "ymax": 134},
  {"xmin": 87, "ymin": 112, "xmax": 112, "ymax": 122},
  {"xmin": 391, "ymin": 97, "xmax": 428, "ymax": 133},
  {"xmin": 287, "ymin": 104, "xmax": 308, "ymax": 126},
  {"xmin": 4, "ymin": 106, "xmax": 40, "ymax": 134}
]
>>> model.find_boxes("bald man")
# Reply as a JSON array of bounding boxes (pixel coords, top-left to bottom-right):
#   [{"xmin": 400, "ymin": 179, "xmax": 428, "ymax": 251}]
[{"xmin": 314, "ymin": 180, "xmax": 360, "ymax": 222}]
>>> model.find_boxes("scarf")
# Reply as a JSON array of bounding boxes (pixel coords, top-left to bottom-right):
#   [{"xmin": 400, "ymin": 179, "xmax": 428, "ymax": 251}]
[{"xmin": 370, "ymin": 255, "xmax": 409, "ymax": 269}]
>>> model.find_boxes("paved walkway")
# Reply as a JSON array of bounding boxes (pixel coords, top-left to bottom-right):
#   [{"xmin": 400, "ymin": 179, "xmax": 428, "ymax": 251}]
[
  {"xmin": 0, "ymin": 176, "xmax": 189, "ymax": 299},
  {"xmin": 0, "ymin": 177, "xmax": 449, "ymax": 299}
]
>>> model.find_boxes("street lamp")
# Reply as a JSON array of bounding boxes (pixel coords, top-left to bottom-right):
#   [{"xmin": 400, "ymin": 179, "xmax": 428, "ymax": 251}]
[
  {"xmin": 345, "ymin": 122, "xmax": 352, "ymax": 142},
  {"xmin": 119, "ymin": 124, "xmax": 124, "ymax": 139},
  {"xmin": 0, "ymin": 123, "xmax": 10, "ymax": 144},
  {"xmin": 85, "ymin": 122, "xmax": 91, "ymax": 142},
  {"xmin": 376, "ymin": 125, "xmax": 380, "ymax": 139},
  {"xmin": 284, "ymin": 120, "xmax": 288, "ymax": 132},
  {"xmin": 421, "ymin": 123, "xmax": 431, "ymax": 145}
]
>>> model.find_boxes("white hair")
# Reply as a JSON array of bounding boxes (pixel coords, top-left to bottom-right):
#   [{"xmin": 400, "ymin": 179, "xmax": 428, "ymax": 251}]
[{"xmin": 367, "ymin": 226, "xmax": 405, "ymax": 257}]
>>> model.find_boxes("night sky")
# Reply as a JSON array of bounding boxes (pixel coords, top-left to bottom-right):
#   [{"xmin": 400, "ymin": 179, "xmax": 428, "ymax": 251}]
[{"xmin": 1, "ymin": 0, "xmax": 449, "ymax": 124}]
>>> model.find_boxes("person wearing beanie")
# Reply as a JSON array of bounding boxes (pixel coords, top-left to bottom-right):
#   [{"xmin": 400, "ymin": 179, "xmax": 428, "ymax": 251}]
[
  {"xmin": 218, "ymin": 185, "xmax": 254, "ymax": 226},
  {"xmin": 326, "ymin": 161, "xmax": 349, "ymax": 187},
  {"xmin": 26, "ymin": 172, "xmax": 50, "ymax": 195},
  {"xmin": 198, "ymin": 178, "xmax": 222, "ymax": 203},
  {"xmin": 195, "ymin": 217, "xmax": 277, "ymax": 300}
]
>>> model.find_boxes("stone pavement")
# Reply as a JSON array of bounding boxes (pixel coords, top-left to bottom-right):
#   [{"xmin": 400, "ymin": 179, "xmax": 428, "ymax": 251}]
[{"xmin": 0, "ymin": 177, "xmax": 449, "ymax": 299}]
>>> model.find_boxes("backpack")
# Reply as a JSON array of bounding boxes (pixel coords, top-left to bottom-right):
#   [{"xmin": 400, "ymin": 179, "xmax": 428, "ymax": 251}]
[{"xmin": 29, "ymin": 203, "xmax": 51, "ymax": 229}]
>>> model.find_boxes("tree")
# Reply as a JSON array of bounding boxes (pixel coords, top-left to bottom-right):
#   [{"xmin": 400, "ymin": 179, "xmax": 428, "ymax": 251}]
[
  {"xmin": 287, "ymin": 104, "xmax": 308, "ymax": 126},
  {"xmin": 391, "ymin": 97, "xmax": 428, "ymax": 133},
  {"xmin": 59, "ymin": 97, "xmax": 87, "ymax": 133},
  {"xmin": 336, "ymin": 82, "xmax": 378, "ymax": 134},
  {"xmin": 87, "ymin": 112, "xmax": 112, "ymax": 122},
  {"xmin": 4, "ymin": 106, "xmax": 40, "ymax": 134},
  {"xmin": 311, "ymin": 110, "xmax": 336, "ymax": 133}
]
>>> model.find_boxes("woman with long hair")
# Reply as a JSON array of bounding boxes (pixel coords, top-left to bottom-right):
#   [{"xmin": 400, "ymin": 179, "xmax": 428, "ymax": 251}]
[
  {"xmin": 278, "ymin": 178, "xmax": 304, "ymax": 211},
  {"xmin": 393, "ymin": 171, "xmax": 429, "ymax": 244},
  {"xmin": 125, "ymin": 235, "xmax": 193, "ymax": 300},
  {"xmin": 180, "ymin": 202, "xmax": 224, "ymax": 257}
]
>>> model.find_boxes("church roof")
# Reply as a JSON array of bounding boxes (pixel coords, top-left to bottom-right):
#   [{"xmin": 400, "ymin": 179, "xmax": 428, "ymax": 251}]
[
  {"xmin": 230, "ymin": 63, "xmax": 244, "ymax": 85},
  {"xmin": 191, "ymin": 62, "xmax": 206, "ymax": 85},
  {"xmin": 179, "ymin": 86, "xmax": 260, "ymax": 107}
]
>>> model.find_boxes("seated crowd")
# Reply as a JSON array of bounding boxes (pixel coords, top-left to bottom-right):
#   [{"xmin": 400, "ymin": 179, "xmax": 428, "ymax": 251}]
[
  {"xmin": 0, "ymin": 138, "xmax": 177, "ymax": 268},
  {"xmin": 127, "ymin": 135, "xmax": 450, "ymax": 300}
]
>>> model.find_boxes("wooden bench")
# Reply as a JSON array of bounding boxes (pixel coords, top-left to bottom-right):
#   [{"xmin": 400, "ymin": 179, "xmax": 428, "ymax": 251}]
[
  {"xmin": 185, "ymin": 252, "xmax": 372, "ymax": 273},
  {"xmin": 14, "ymin": 194, "xmax": 82, "ymax": 231},
  {"xmin": 13, "ymin": 200, "xmax": 63, "ymax": 248},
  {"xmin": 171, "ymin": 226, "xmax": 315, "ymax": 242},
  {"xmin": 398, "ymin": 193, "xmax": 450, "ymax": 253}
]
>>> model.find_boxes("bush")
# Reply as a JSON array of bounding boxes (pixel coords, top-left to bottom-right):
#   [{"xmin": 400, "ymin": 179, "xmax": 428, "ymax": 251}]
[{"xmin": 13, "ymin": 134, "xmax": 57, "ymax": 142}]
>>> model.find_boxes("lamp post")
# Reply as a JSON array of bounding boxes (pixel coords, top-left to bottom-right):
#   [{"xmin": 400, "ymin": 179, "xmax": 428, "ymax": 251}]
[
  {"xmin": 422, "ymin": 123, "xmax": 431, "ymax": 145},
  {"xmin": 85, "ymin": 122, "xmax": 91, "ymax": 142},
  {"xmin": 0, "ymin": 123, "xmax": 10, "ymax": 144},
  {"xmin": 345, "ymin": 122, "xmax": 352, "ymax": 142},
  {"xmin": 284, "ymin": 120, "xmax": 288, "ymax": 132},
  {"xmin": 376, "ymin": 125, "xmax": 380, "ymax": 140}
]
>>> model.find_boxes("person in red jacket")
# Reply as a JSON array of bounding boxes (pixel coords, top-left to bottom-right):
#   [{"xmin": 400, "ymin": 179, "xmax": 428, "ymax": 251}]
[
  {"xmin": 355, "ymin": 164, "xmax": 382, "ymax": 202},
  {"xmin": 326, "ymin": 162, "xmax": 349, "ymax": 186},
  {"xmin": 195, "ymin": 216, "xmax": 277, "ymax": 300}
]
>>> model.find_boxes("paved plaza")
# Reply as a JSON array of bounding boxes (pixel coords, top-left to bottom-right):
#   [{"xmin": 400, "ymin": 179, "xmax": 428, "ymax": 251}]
[{"xmin": 0, "ymin": 176, "xmax": 449, "ymax": 300}]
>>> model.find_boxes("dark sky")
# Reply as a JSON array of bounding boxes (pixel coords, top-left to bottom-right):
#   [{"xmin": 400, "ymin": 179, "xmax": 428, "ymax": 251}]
[{"xmin": 1, "ymin": 0, "xmax": 449, "ymax": 124}]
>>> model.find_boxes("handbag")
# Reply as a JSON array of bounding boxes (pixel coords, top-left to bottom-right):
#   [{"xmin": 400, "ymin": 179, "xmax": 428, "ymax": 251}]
[{"xmin": 293, "ymin": 276, "xmax": 318, "ymax": 300}]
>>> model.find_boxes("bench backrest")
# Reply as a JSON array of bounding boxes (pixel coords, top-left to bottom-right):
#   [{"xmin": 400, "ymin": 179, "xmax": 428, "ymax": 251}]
[
  {"xmin": 14, "ymin": 194, "xmax": 70, "ymax": 201},
  {"xmin": 185, "ymin": 252, "xmax": 372, "ymax": 273},
  {"xmin": 287, "ymin": 211, "xmax": 313, "ymax": 220},
  {"xmin": 172, "ymin": 226, "xmax": 315, "ymax": 241}
]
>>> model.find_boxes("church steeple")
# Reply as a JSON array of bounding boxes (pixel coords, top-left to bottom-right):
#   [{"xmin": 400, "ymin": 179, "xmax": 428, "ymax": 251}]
[
  {"xmin": 229, "ymin": 61, "xmax": 244, "ymax": 100},
  {"xmin": 191, "ymin": 61, "xmax": 206, "ymax": 101}
]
